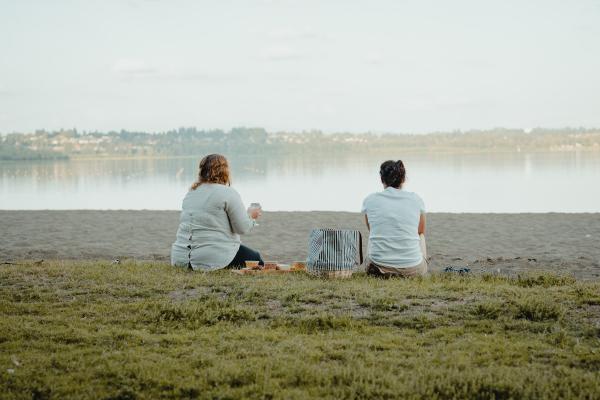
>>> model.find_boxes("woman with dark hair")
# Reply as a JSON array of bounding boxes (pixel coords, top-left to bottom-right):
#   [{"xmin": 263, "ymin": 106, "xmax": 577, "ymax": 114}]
[
  {"xmin": 361, "ymin": 160, "xmax": 427, "ymax": 277},
  {"xmin": 171, "ymin": 154, "xmax": 263, "ymax": 271}
]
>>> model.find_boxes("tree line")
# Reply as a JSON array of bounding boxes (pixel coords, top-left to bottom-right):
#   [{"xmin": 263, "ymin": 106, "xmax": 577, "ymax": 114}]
[{"xmin": 1, "ymin": 127, "xmax": 599, "ymax": 160}]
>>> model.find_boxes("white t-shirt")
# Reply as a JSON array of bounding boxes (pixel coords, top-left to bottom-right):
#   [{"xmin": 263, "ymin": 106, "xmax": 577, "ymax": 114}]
[{"xmin": 361, "ymin": 187, "xmax": 425, "ymax": 268}]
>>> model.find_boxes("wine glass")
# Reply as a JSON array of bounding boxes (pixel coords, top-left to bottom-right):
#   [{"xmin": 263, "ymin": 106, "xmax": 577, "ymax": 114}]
[{"xmin": 249, "ymin": 202, "xmax": 262, "ymax": 226}]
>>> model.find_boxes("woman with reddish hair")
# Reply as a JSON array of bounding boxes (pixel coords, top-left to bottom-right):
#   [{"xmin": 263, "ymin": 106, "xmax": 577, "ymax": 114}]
[{"xmin": 171, "ymin": 154, "xmax": 263, "ymax": 271}]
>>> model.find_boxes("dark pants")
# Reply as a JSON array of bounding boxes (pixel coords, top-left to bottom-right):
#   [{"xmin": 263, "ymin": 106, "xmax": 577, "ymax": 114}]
[
  {"xmin": 366, "ymin": 260, "xmax": 428, "ymax": 278},
  {"xmin": 227, "ymin": 244, "xmax": 264, "ymax": 268}
]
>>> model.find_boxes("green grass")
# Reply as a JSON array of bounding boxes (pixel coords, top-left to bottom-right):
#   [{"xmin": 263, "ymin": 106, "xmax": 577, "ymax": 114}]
[{"xmin": 1, "ymin": 262, "xmax": 599, "ymax": 399}]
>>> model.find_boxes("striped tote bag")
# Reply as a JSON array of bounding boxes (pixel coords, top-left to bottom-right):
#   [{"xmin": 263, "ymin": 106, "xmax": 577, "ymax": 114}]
[{"xmin": 306, "ymin": 229, "xmax": 363, "ymax": 278}]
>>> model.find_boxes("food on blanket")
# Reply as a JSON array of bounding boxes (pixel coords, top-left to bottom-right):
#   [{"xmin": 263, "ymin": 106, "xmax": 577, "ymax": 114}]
[
  {"xmin": 263, "ymin": 261, "xmax": 278, "ymax": 270},
  {"xmin": 245, "ymin": 260, "xmax": 261, "ymax": 270},
  {"xmin": 277, "ymin": 263, "xmax": 291, "ymax": 271},
  {"xmin": 291, "ymin": 261, "xmax": 306, "ymax": 271}
]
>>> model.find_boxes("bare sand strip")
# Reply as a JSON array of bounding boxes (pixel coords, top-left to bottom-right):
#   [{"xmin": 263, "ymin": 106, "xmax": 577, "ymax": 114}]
[{"xmin": 1, "ymin": 211, "xmax": 599, "ymax": 279}]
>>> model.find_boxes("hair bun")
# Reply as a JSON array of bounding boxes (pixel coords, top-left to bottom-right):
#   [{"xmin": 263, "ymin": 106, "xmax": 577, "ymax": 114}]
[{"xmin": 379, "ymin": 159, "xmax": 406, "ymax": 188}]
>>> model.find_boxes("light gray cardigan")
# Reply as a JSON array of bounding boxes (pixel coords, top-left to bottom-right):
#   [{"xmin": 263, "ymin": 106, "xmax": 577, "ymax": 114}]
[{"xmin": 171, "ymin": 183, "xmax": 255, "ymax": 271}]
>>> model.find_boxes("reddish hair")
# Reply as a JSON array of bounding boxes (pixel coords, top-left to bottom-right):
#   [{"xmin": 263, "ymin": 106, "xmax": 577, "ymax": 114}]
[{"xmin": 191, "ymin": 154, "xmax": 231, "ymax": 190}]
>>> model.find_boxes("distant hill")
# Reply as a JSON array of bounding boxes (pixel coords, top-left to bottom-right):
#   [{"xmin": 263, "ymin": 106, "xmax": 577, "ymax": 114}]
[{"xmin": 1, "ymin": 127, "xmax": 599, "ymax": 160}]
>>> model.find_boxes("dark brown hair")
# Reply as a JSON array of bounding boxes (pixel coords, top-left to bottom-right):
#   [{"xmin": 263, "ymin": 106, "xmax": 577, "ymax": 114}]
[
  {"xmin": 379, "ymin": 160, "xmax": 406, "ymax": 188},
  {"xmin": 191, "ymin": 154, "xmax": 231, "ymax": 190}
]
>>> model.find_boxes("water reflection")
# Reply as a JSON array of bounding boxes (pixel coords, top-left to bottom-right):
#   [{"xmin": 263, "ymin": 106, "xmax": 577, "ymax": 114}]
[{"xmin": 1, "ymin": 152, "xmax": 599, "ymax": 212}]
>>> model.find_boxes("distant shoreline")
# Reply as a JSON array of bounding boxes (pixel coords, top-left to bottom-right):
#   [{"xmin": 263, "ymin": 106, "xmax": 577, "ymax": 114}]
[{"xmin": 3, "ymin": 127, "xmax": 599, "ymax": 161}]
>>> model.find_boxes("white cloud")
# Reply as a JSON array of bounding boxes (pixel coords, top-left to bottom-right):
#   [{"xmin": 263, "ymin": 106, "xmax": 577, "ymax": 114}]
[
  {"xmin": 308, "ymin": 102, "xmax": 336, "ymax": 115},
  {"xmin": 258, "ymin": 0, "xmax": 302, "ymax": 5},
  {"xmin": 162, "ymin": 69, "xmax": 236, "ymax": 82},
  {"xmin": 365, "ymin": 52, "xmax": 384, "ymax": 65},
  {"xmin": 268, "ymin": 26, "xmax": 319, "ymax": 40},
  {"xmin": 257, "ymin": 26, "xmax": 319, "ymax": 62},
  {"xmin": 111, "ymin": 59, "xmax": 237, "ymax": 83},
  {"xmin": 112, "ymin": 58, "xmax": 157, "ymax": 78},
  {"xmin": 0, "ymin": 83, "xmax": 11, "ymax": 96},
  {"xmin": 261, "ymin": 45, "xmax": 302, "ymax": 61}
]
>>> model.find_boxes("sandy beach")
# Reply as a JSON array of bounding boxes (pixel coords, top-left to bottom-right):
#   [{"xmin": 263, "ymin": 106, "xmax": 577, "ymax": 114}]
[{"xmin": 1, "ymin": 210, "xmax": 599, "ymax": 279}]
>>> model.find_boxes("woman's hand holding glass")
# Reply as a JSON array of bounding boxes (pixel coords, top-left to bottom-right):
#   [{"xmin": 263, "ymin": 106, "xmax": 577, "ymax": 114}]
[{"xmin": 248, "ymin": 202, "xmax": 262, "ymax": 225}]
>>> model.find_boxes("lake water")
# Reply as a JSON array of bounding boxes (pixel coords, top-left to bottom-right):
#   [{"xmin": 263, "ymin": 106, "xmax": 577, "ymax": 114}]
[{"xmin": 1, "ymin": 152, "xmax": 600, "ymax": 212}]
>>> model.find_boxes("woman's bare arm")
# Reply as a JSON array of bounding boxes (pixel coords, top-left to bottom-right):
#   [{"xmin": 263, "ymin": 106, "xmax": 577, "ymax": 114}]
[{"xmin": 418, "ymin": 213, "xmax": 426, "ymax": 235}]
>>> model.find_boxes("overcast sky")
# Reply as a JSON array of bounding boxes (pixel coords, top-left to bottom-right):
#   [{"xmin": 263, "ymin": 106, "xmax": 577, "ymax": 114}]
[{"xmin": 1, "ymin": 0, "xmax": 599, "ymax": 134}]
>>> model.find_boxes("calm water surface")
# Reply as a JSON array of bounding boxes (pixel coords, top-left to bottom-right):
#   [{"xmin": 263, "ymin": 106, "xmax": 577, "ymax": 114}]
[{"xmin": 1, "ymin": 152, "xmax": 600, "ymax": 212}]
